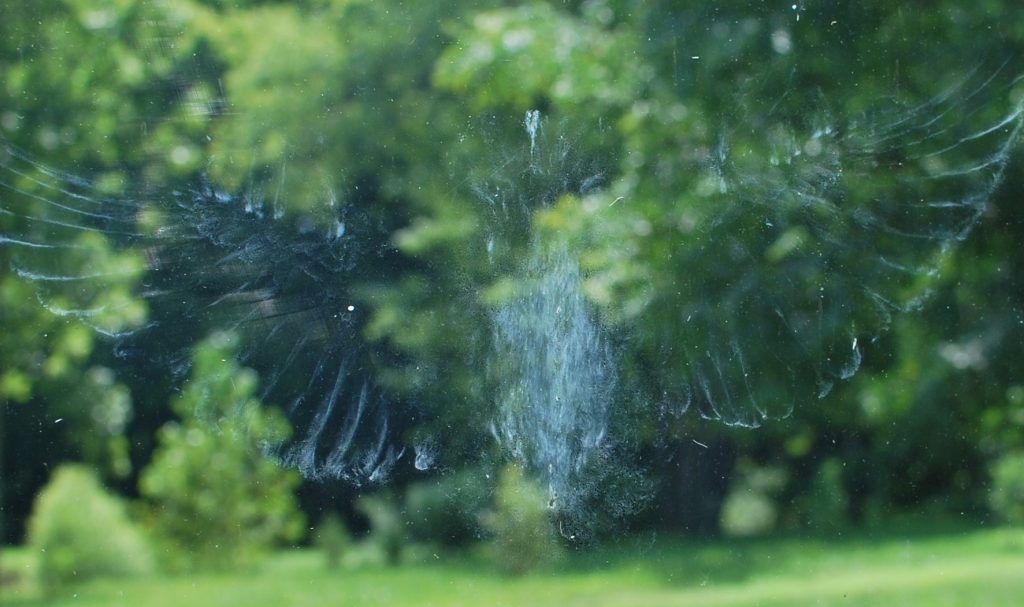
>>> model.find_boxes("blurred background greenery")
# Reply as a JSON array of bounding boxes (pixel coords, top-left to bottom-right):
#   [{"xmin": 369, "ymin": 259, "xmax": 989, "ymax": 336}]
[{"xmin": 2, "ymin": 0, "xmax": 1024, "ymax": 604}]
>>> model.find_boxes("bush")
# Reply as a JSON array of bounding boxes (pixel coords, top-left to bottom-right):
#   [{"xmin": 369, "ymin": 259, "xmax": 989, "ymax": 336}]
[
  {"xmin": 480, "ymin": 465, "xmax": 561, "ymax": 576},
  {"xmin": 356, "ymin": 494, "xmax": 406, "ymax": 565},
  {"xmin": 990, "ymin": 452, "xmax": 1024, "ymax": 524},
  {"xmin": 720, "ymin": 464, "xmax": 786, "ymax": 537},
  {"xmin": 404, "ymin": 467, "xmax": 493, "ymax": 547},
  {"xmin": 802, "ymin": 458, "xmax": 850, "ymax": 532},
  {"xmin": 27, "ymin": 465, "xmax": 154, "ymax": 588},
  {"xmin": 313, "ymin": 513, "xmax": 351, "ymax": 570},
  {"xmin": 720, "ymin": 489, "xmax": 778, "ymax": 538},
  {"xmin": 139, "ymin": 332, "xmax": 304, "ymax": 571}
]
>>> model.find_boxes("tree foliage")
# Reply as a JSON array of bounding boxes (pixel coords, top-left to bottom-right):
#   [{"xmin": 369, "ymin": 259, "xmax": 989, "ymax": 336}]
[
  {"xmin": 139, "ymin": 332, "xmax": 304, "ymax": 570},
  {"xmin": 3, "ymin": 0, "xmax": 1024, "ymax": 544},
  {"xmin": 27, "ymin": 465, "xmax": 154, "ymax": 588},
  {"xmin": 480, "ymin": 464, "xmax": 562, "ymax": 575}
]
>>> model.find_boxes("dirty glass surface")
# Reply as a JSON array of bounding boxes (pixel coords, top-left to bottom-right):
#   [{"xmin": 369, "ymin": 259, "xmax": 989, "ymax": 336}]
[{"xmin": 2, "ymin": 1, "xmax": 1023, "ymax": 604}]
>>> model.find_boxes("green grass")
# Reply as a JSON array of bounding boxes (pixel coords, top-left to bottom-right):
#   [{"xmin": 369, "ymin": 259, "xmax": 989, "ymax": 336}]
[{"xmin": 3, "ymin": 527, "xmax": 1023, "ymax": 606}]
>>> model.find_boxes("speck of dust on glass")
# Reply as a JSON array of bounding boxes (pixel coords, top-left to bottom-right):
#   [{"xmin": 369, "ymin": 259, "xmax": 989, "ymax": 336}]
[{"xmin": 2, "ymin": 1, "xmax": 1023, "ymax": 552}]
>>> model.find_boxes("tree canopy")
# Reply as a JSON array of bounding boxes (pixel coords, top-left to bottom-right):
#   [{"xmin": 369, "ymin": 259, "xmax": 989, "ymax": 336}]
[{"xmin": 3, "ymin": 0, "xmax": 1024, "ymax": 542}]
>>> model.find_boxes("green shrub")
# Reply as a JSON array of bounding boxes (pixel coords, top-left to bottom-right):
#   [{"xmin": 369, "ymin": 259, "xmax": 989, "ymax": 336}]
[
  {"xmin": 720, "ymin": 489, "xmax": 778, "ymax": 538},
  {"xmin": 356, "ymin": 493, "xmax": 406, "ymax": 565},
  {"xmin": 139, "ymin": 332, "xmax": 304, "ymax": 571},
  {"xmin": 27, "ymin": 465, "xmax": 154, "ymax": 588},
  {"xmin": 404, "ymin": 467, "xmax": 493, "ymax": 547},
  {"xmin": 720, "ymin": 464, "xmax": 786, "ymax": 537},
  {"xmin": 990, "ymin": 452, "xmax": 1024, "ymax": 524},
  {"xmin": 480, "ymin": 465, "xmax": 561, "ymax": 576},
  {"xmin": 313, "ymin": 513, "xmax": 352, "ymax": 570},
  {"xmin": 802, "ymin": 458, "xmax": 850, "ymax": 532}
]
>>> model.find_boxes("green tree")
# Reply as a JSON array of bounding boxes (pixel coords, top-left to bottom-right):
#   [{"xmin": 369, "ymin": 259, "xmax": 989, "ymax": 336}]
[
  {"xmin": 414, "ymin": 0, "xmax": 1024, "ymax": 529},
  {"xmin": 356, "ymin": 493, "xmax": 406, "ymax": 566},
  {"xmin": 28, "ymin": 464, "xmax": 154, "ymax": 589},
  {"xmin": 313, "ymin": 512, "xmax": 352, "ymax": 570},
  {"xmin": 139, "ymin": 331, "xmax": 304, "ymax": 571},
  {"xmin": 4, "ymin": 0, "xmax": 1024, "ymax": 543},
  {"xmin": 1, "ymin": 0, "xmax": 218, "ymax": 540},
  {"xmin": 481, "ymin": 464, "xmax": 562, "ymax": 576},
  {"xmin": 990, "ymin": 452, "xmax": 1024, "ymax": 525}
]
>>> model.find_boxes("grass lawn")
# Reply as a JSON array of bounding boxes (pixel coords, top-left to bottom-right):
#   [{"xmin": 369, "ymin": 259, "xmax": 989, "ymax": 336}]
[{"xmin": 3, "ymin": 526, "xmax": 1023, "ymax": 606}]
